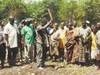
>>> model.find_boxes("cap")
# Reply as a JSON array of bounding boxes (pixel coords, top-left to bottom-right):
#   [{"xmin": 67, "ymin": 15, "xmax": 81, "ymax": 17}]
[{"xmin": 86, "ymin": 20, "xmax": 90, "ymax": 24}]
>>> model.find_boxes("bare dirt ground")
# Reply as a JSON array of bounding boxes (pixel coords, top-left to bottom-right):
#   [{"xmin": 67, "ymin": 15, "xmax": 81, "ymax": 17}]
[{"xmin": 0, "ymin": 61, "xmax": 100, "ymax": 75}]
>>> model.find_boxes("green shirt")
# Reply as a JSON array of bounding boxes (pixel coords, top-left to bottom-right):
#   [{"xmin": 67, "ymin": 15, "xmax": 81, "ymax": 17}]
[{"xmin": 21, "ymin": 24, "xmax": 36, "ymax": 44}]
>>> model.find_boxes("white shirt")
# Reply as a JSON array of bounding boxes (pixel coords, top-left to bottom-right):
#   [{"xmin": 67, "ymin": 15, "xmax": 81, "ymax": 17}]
[
  {"xmin": 51, "ymin": 28, "xmax": 65, "ymax": 41},
  {"xmin": 96, "ymin": 30, "xmax": 100, "ymax": 46},
  {"xmin": 4, "ymin": 22, "xmax": 18, "ymax": 48},
  {"xmin": 51, "ymin": 30, "xmax": 59, "ymax": 42},
  {"xmin": 79, "ymin": 26, "xmax": 91, "ymax": 39},
  {"xmin": 64, "ymin": 26, "xmax": 69, "ymax": 32}
]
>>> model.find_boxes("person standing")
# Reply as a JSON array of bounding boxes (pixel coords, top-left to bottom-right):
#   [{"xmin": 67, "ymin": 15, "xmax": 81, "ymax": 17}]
[
  {"xmin": 58, "ymin": 22, "xmax": 67, "ymax": 62},
  {"xmin": 36, "ymin": 18, "xmax": 52, "ymax": 69},
  {"xmin": 17, "ymin": 20, "xmax": 26, "ymax": 63},
  {"xmin": 96, "ymin": 23, "xmax": 100, "ymax": 69},
  {"xmin": 66, "ymin": 21, "xmax": 81, "ymax": 64},
  {"xmin": 0, "ymin": 21, "xmax": 6, "ymax": 68},
  {"xmin": 91, "ymin": 25, "xmax": 97, "ymax": 63},
  {"xmin": 79, "ymin": 20, "xmax": 92, "ymax": 64},
  {"xmin": 4, "ymin": 16, "xmax": 18, "ymax": 66},
  {"xmin": 50, "ymin": 23, "xmax": 59, "ymax": 61},
  {"xmin": 21, "ymin": 19, "xmax": 36, "ymax": 63}
]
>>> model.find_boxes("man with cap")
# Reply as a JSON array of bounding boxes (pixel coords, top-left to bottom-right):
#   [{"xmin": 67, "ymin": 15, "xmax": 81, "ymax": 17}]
[{"xmin": 4, "ymin": 16, "xmax": 18, "ymax": 66}]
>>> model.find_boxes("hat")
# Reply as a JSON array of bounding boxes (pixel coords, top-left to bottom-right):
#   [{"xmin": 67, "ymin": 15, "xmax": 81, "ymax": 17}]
[
  {"xmin": 86, "ymin": 20, "xmax": 90, "ymax": 24},
  {"xmin": 97, "ymin": 22, "xmax": 100, "ymax": 25}
]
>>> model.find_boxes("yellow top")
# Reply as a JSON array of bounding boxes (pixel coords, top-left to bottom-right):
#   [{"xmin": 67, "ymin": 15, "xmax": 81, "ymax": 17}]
[
  {"xmin": 91, "ymin": 32, "xmax": 97, "ymax": 50},
  {"xmin": 59, "ymin": 29, "xmax": 67, "ymax": 48}
]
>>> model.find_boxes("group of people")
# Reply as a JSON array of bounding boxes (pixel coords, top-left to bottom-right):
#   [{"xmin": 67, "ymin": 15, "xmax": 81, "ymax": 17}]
[{"xmin": 0, "ymin": 16, "xmax": 100, "ymax": 70}]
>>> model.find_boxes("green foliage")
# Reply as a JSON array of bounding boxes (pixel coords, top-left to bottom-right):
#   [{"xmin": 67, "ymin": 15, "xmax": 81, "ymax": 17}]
[
  {"xmin": 0, "ymin": 0, "xmax": 100, "ymax": 25},
  {"xmin": 85, "ymin": 0, "xmax": 100, "ymax": 24},
  {"xmin": 0, "ymin": 0, "xmax": 26, "ymax": 20},
  {"xmin": 58, "ymin": 0, "xmax": 86, "ymax": 25}
]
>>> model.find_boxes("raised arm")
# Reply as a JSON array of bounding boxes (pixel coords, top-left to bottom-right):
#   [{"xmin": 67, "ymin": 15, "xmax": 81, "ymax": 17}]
[{"xmin": 37, "ymin": 20, "xmax": 52, "ymax": 30}]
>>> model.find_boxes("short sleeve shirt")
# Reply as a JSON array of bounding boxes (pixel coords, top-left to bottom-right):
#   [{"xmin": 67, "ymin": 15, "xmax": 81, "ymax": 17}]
[
  {"xmin": 21, "ymin": 24, "xmax": 35, "ymax": 44},
  {"xmin": 4, "ymin": 22, "xmax": 18, "ymax": 48}
]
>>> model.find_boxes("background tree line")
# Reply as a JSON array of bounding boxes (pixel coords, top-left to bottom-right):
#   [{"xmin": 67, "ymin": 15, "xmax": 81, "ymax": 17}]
[{"xmin": 0, "ymin": 0, "xmax": 100, "ymax": 26}]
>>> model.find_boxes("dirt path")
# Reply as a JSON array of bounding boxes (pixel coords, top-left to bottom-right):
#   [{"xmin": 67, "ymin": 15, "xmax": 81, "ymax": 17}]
[{"xmin": 0, "ymin": 61, "xmax": 100, "ymax": 75}]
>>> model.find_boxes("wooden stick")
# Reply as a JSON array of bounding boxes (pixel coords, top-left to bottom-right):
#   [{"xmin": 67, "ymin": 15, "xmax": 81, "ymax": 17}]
[{"xmin": 48, "ymin": 8, "xmax": 53, "ymax": 20}]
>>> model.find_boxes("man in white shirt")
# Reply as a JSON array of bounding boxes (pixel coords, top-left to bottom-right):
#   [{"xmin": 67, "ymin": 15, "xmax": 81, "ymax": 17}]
[{"xmin": 4, "ymin": 16, "xmax": 18, "ymax": 66}]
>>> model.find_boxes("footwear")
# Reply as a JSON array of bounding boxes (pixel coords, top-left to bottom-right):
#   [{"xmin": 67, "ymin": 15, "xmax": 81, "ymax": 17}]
[
  {"xmin": 38, "ymin": 67, "xmax": 44, "ymax": 70},
  {"xmin": 96, "ymin": 66, "xmax": 100, "ymax": 70},
  {"xmin": 1, "ymin": 65, "xmax": 4, "ymax": 69},
  {"xmin": 25, "ymin": 57, "xmax": 30, "ymax": 64},
  {"xmin": 1, "ymin": 63, "xmax": 4, "ymax": 69}
]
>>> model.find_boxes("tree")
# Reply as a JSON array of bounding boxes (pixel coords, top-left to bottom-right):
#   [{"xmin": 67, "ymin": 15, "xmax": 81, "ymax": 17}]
[
  {"xmin": 85, "ymin": 0, "xmax": 100, "ymax": 24},
  {"xmin": 0, "ymin": 0, "xmax": 26, "ymax": 20},
  {"xmin": 58, "ymin": 0, "xmax": 86, "ymax": 26}
]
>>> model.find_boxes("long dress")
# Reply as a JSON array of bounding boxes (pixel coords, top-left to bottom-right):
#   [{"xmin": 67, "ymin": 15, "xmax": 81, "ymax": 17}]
[
  {"xmin": 66, "ymin": 28, "xmax": 81, "ymax": 64},
  {"xmin": 50, "ymin": 30, "xmax": 59, "ymax": 58}
]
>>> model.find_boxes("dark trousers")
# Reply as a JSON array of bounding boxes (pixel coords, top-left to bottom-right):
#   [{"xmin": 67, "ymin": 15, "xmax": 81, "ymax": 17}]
[
  {"xmin": 8, "ymin": 47, "xmax": 18, "ymax": 66},
  {"xmin": 58, "ymin": 48, "xmax": 64, "ymax": 61},
  {"xmin": 0, "ymin": 43, "xmax": 6, "ymax": 67},
  {"xmin": 42, "ymin": 44, "xmax": 48, "ymax": 63},
  {"xmin": 84, "ymin": 44, "xmax": 91, "ymax": 63}
]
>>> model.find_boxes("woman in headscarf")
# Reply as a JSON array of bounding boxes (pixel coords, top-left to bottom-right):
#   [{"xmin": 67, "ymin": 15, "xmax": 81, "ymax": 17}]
[{"xmin": 65, "ymin": 20, "xmax": 81, "ymax": 64}]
